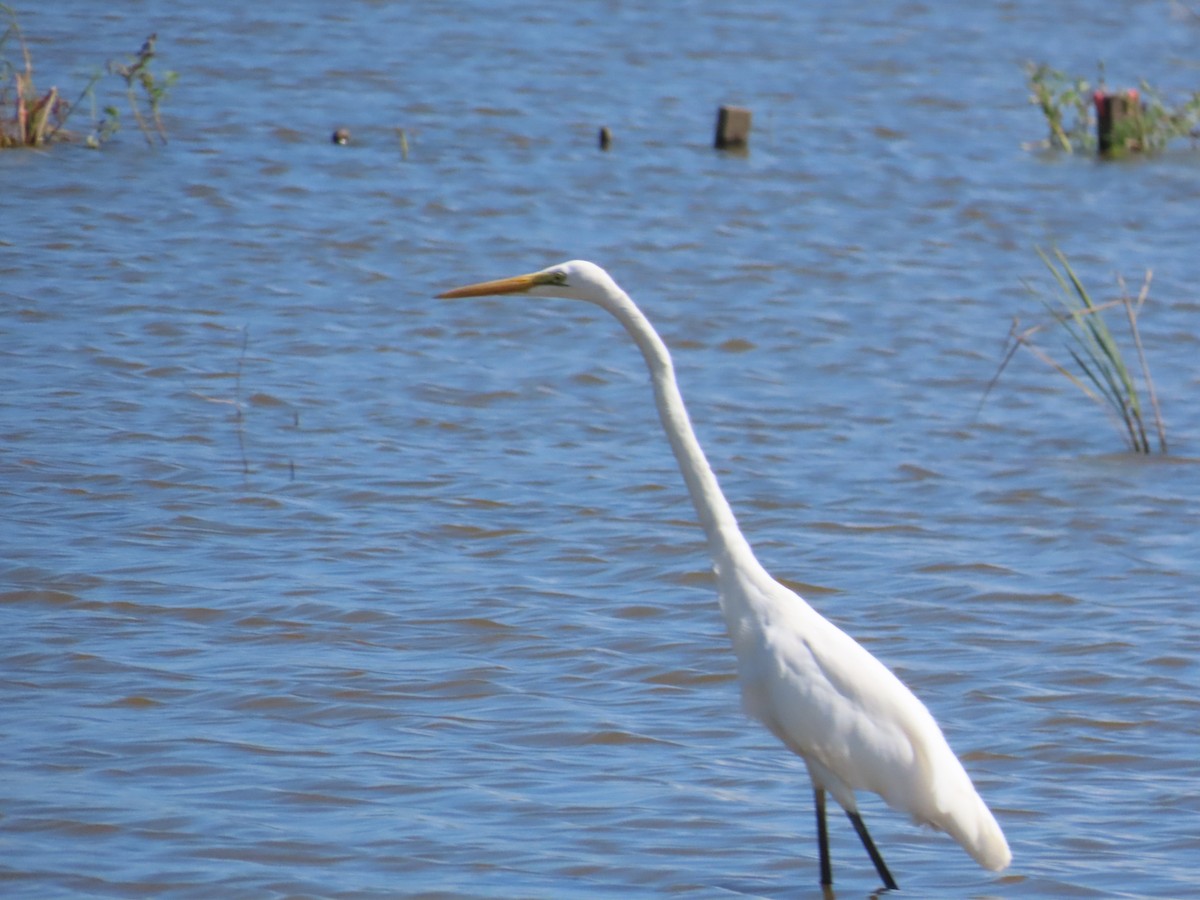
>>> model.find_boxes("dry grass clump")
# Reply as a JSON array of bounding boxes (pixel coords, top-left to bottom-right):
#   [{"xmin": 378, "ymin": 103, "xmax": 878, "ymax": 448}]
[{"xmin": 0, "ymin": 5, "xmax": 66, "ymax": 146}]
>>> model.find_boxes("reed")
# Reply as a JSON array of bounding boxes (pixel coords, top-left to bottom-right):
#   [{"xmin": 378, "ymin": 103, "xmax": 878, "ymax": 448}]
[{"xmin": 984, "ymin": 249, "xmax": 1167, "ymax": 454}]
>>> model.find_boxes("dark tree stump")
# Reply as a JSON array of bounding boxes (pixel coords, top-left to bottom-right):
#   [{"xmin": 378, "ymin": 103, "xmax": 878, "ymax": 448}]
[{"xmin": 1094, "ymin": 89, "xmax": 1142, "ymax": 156}]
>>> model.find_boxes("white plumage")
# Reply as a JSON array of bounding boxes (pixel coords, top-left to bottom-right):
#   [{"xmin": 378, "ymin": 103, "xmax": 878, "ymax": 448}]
[{"xmin": 438, "ymin": 260, "xmax": 1011, "ymax": 888}]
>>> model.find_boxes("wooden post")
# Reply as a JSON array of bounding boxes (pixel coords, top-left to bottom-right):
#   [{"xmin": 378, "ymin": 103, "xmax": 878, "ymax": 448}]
[
  {"xmin": 714, "ymin": 105, "xmax": 751, "ymax": 150},
  {"xmin": 1094, "ymin": 89, "xmax": 1142, "ymax": 156},
  {"xmin": 598, "ymin": 126, "xmax": 612, "ymax": 151}
]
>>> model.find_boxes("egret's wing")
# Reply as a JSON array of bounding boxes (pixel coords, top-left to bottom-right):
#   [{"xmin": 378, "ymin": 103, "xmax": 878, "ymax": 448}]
[{"xmin": 733, "ymin": 581, "xmax": 1010, "ymax": 870}]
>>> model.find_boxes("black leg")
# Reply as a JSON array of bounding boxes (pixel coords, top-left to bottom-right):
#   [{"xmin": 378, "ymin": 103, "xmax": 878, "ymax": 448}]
[
  {"xmin": 846, "ymin": 810, "xmax": 898, "ymax": 891},
  {"xmin": 814, "ymin": 787, "xmax": 832, "ymax": 886}
]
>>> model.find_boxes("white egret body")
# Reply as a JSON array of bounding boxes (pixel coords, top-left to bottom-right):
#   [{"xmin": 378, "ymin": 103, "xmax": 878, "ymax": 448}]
[{"xmin": 438, "ymin": 260, "xmax": 1011, "ymax": 888}]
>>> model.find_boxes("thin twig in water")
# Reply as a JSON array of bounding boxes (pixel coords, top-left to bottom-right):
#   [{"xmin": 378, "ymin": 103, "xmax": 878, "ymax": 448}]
[
  {"xmin": 234, "ymin": 326, "xmax": 249, "ymax": 477},
  {"xmin": 189, "ymin": 327, "xmax": 251, "ymax": 476},
  {"xmin": 1118, "ymin": 270, "xmax": 1167, "ymax": 453}
]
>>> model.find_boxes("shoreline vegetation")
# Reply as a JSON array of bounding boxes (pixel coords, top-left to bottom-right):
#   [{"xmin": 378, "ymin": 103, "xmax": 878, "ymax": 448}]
[{"xmin": 1, "ymin": 5, "xmax": 174, "ymax": 149}]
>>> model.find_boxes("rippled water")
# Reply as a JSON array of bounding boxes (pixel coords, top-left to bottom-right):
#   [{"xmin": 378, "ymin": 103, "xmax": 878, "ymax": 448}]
[{"xmin": 3, "ymin": 1, "xmax": 1200, "ymax": 897}]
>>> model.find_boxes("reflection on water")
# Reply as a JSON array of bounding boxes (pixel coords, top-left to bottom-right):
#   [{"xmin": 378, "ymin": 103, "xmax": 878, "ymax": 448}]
[{"xmin": 3, "ymin": 0, "xmax": 1199, "ymax": 897}]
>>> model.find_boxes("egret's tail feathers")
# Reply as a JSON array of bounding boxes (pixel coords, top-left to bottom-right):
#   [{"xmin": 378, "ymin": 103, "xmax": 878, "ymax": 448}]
[
  {"xmin": 952, "ymin": 798, "xmax": 1011, "ymax": 872},
  {"xmin": 971, "ymin": 820, "xmax": 1012, "ymax": 872}
]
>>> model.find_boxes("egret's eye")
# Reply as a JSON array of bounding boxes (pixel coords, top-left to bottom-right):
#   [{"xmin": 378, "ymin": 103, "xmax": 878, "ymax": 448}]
[{"xmin": 550, "ymin": 271, "xmax": 568, "ymax": 285}]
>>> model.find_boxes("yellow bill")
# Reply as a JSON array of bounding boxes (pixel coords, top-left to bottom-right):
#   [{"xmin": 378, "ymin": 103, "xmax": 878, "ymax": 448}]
[{"xmin": 437, "ymin": 271, "xmax": 552, "ymax": 299}]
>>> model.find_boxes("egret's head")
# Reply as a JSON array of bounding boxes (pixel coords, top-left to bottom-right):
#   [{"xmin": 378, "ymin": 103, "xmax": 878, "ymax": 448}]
[{"xmin": 437, "ymin": 260, "xmax": 619, "ymax": 307}]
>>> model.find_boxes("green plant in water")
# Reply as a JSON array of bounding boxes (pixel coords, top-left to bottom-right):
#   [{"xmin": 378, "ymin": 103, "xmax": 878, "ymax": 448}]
[
  {"xmin": 1025, "ymin": 62, "xmax": 1095, "ymax": 152},
  {"xmin": 108, "ymin": 33, "xmax": 176, "ymax": 145},
  {"xmin": 1025, "ymin": 61, "xmax": 1200, "ymax": 156},
  {"xmin": 1128, "ymin": 80, "xmax": 1200, "ymax": 153},
  {"xmin": 984, "ymin": 249, "xmax": 1167, "ymax": 454},
  {"xmin": 84, "ymin": 103, "xmax": 121, "ymax": 149}
]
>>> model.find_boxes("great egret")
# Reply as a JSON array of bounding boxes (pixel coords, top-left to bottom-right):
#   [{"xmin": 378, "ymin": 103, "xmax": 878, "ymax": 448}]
[{"xmin": 437, "ymin": 260, "xmax": 1011, "ymax": 889}]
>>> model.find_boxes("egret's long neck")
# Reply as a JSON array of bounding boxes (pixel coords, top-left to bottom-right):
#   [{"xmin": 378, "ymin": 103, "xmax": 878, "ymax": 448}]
[{"xmin": 604, "ymin": 289, "xmax": 754, "ymax": 563}]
